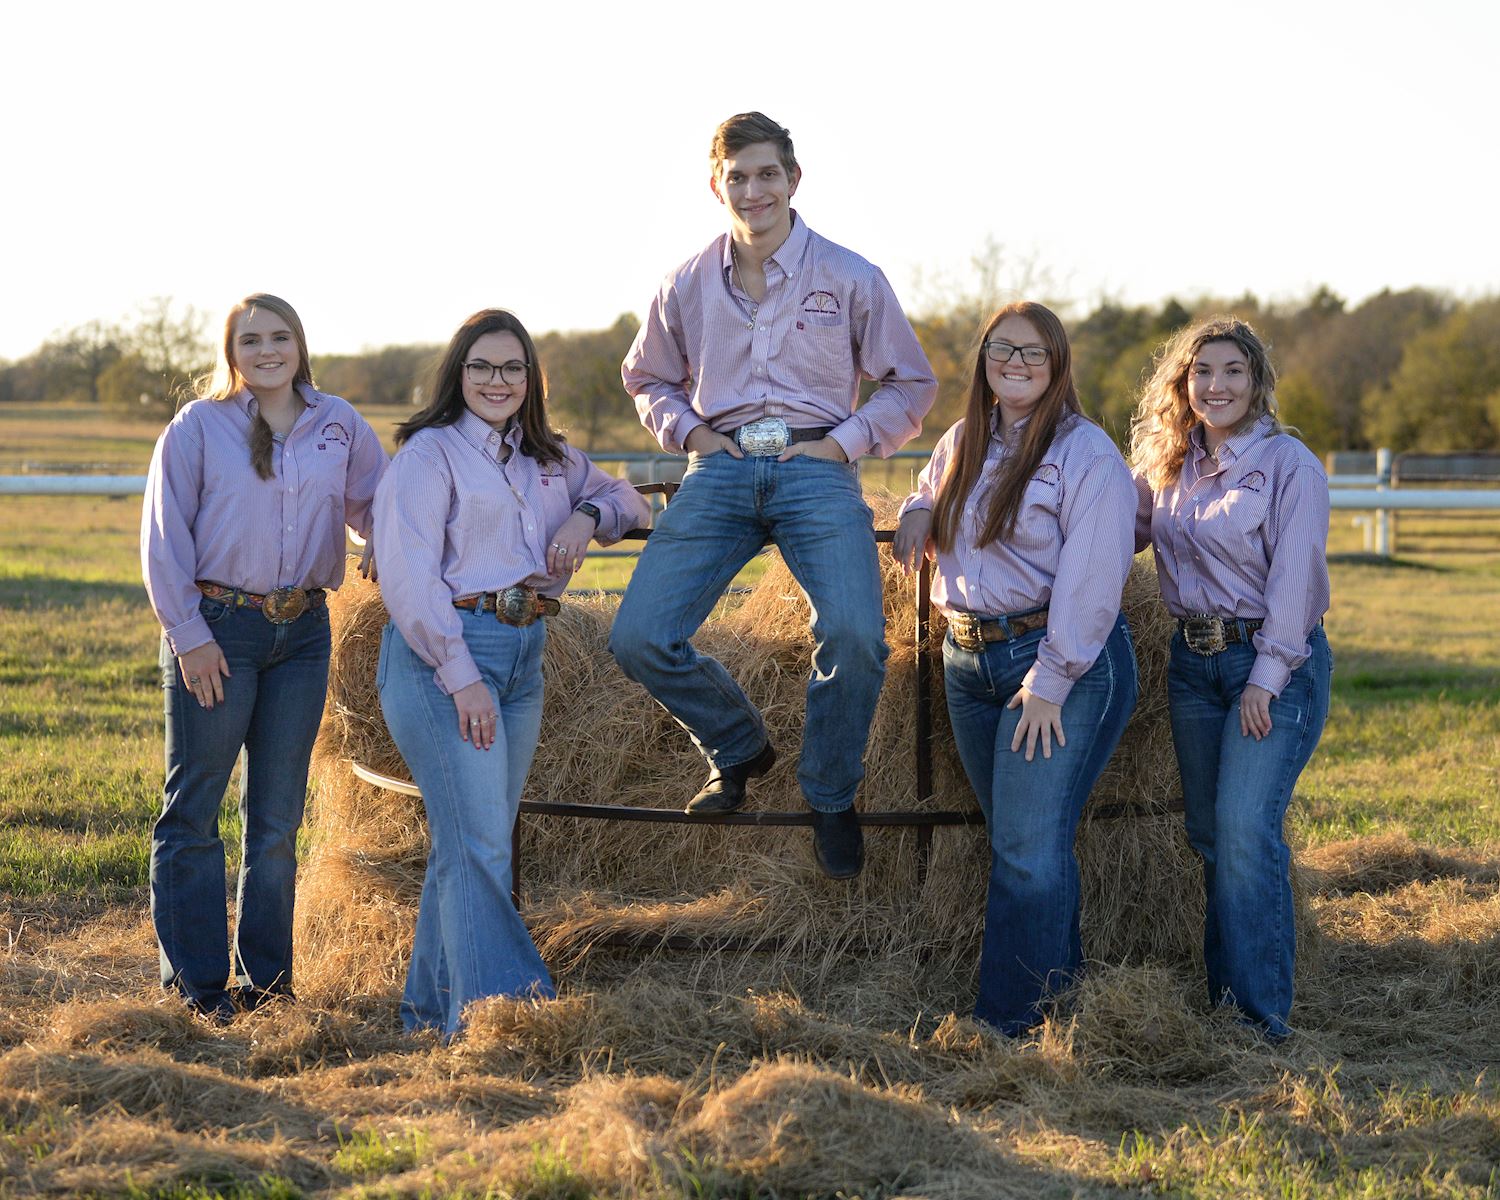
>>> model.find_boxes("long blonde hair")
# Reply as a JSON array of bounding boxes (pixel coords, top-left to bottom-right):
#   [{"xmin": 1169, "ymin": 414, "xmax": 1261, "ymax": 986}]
[
  {"xmin": 203, "ymin": 294, "xmax": 315, "ymax": 481},
  {"xmin": 1129, "ymin": 315, "xmax": 1284, "ymax": 490}
]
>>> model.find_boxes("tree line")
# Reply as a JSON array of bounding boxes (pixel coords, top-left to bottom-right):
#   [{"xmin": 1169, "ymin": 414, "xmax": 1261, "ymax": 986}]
[{"xmin": 3, "ymin": 288, "xmax": 1496, "ymax": 456}]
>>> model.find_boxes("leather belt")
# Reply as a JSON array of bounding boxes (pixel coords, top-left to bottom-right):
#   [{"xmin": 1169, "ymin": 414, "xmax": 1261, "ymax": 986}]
[
  {"xmin": 197, "ymin": 581, "xmax": 325, "ymax": 624},
  {"xmin": 947, "ymin": 607, "xmax": 1049, "ymax": 653},
  {"xmin": 454, "ymin": 585, "xmax": 561, "ymax": 627}
]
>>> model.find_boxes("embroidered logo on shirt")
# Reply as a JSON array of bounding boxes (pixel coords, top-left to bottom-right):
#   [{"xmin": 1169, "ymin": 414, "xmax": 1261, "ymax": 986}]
[
  {"xmin": 317, "ymin": 422, "xmax": 350, "ymax": 450},
  {"xmin": 1031, "ymin": 464, "xmax": 1061, "ymax": 486},
  {"xmin": 799, "ymin": 290, "xmax": 842, "ymax": 327},
  {"xmin": 1236, "ymin": 470, "xmax": 1267, "ymax": 492}
]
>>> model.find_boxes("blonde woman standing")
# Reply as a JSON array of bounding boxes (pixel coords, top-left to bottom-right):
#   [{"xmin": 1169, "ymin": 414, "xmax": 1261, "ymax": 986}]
[
  {"xmin": 142, "ymin": 294, "xmax": 388, "ymax": 1021},
  {"xmin": 1130, "ymin": 315, "xmax": 1331, "ymax": 1038}
]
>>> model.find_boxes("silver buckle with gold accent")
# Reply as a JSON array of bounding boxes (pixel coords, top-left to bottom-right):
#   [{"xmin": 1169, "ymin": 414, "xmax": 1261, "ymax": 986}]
[
  {"xmin": 262, "ymin": 586, "xmax": 309, "ymax": 624},
  {"xmin": 1182, "ymin": 614, "xmax": 1228, "ymax": 656},
  {"xmin": 734, "ymin": 417, "xmax": 790, "ymax": 456}
]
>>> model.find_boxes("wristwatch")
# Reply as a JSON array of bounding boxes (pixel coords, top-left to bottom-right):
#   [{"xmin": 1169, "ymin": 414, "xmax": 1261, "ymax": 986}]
[{"xmin": 575, "ymin": 502, "xmax": 602, "ymax": 530}]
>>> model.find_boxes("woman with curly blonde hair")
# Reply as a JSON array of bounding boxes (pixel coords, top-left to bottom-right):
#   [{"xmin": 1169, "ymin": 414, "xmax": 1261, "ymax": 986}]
[{"xmin": 1130, "ymin": 315, "xmax": 1331, "ymax": 1038}]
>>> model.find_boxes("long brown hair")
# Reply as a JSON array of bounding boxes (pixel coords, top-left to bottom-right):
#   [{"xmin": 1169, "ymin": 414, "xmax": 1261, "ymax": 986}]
[
  {"xmin": 1129, "ymin": 315, "xmax": 1284, "ymax": 491},
  {"xmin": 395, "ymin": 309, "xmax": 566, "ymax": 466},
  {"xmin": 931, "ymin": 302, "xmax": 1082, "ymax": 552},
  {"xmin": 203, "ymin": 293, "xmax": 315, "ymax": 481}
]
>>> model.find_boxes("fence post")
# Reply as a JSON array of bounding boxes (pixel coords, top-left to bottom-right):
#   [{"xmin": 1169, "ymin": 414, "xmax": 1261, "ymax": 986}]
[{"xmin": 1375, "ymin": 448, "xmax": 1393, "ymax": 557}]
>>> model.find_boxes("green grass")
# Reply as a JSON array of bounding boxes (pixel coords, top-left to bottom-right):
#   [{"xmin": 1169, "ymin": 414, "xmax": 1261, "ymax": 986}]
[{"xmin": 2, "ymin": 406, "xmax": 1498, "ymax": 905}]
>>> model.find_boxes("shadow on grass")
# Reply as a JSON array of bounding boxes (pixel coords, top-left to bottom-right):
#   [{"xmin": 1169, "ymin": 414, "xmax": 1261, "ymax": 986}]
[
  {"xmin": 1327, "ymin": 552, "xmax": 1452, "ymax": 571},
  {"xmin": 0, "ymin": 574, "xmax": 147, "ymax": 611},
  {"xmin": 1330, "ymin": 647, "xmax": 1500, "ymax": 699}
]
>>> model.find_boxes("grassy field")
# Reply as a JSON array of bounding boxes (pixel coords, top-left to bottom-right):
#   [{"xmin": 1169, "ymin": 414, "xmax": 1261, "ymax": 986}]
[{"xmin": 1, "ymin": 405, "xmax": 1498, "ymax": 1197}]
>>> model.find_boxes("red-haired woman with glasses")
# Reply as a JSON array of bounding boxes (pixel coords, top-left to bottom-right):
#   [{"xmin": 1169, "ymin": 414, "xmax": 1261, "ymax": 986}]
[
  {"xmin": 142, "ymin": 293, "xmax": 388, "ymax": 1022},
  {"xmin": 375, "ymin": 309, "xmax": 649, "ymax": 1039},
  {"xmin": 894, "ymin": 301, "xmax": 1138, "ymax": 1035}
]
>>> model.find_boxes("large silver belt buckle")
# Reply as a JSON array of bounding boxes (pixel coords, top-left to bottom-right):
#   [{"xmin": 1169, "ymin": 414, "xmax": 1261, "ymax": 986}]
[
  {"xmin": 735, "ymin": 417, "xmax": 790, "ymax": 456},
  {"xmin": 1183, "ymin": 615, "xmax": 1227, "ymax": 656},
  {"xmin": 497, "ymin": 585, "xmax": 539, "ymax": 626},
  {"xmin": 262, "ymin": 586, "xmax": 308, "ymax": 624},
  {"xmin": 949, "ymin": 612, "xmax": 986, "ymax": 653}
]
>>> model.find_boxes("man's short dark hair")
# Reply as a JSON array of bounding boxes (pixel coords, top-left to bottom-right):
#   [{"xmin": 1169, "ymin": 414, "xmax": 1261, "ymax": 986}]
[{"xmin": 710, "ymin": 112, "xmax": 798, "ymax": 178}]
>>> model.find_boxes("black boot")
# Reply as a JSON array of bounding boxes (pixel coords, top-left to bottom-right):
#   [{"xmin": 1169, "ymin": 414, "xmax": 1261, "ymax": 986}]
[
  {"xmin": 685, "ymin": 743, "xmax": 776, "ymax": 815},
  {"xmin": 811, "ymin": 806, "xmax": 864, "ymax": 879}
]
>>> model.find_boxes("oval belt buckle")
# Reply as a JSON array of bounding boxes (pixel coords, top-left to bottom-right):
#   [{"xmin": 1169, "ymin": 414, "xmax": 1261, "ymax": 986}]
[
  {"xmin": 262, "ymin": 586, "xmax": 308, "ymax": 624},
  {"xmin": 497, "ymin": 586, "xmax": 538, "ymax": 626}
]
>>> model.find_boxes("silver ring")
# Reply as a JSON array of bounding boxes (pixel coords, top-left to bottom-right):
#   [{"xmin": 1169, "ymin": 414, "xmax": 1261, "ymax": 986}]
[{"xmin": 189, "ymin": 676, "xmax": 201, "ymax": 684}]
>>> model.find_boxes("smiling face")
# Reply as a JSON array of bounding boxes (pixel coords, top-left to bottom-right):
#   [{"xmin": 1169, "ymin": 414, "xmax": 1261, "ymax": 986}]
[
  {"xmin": 710, "ymin": 140, "xmax": 800, "ymax": 245},
  {"xmin": 230, "ymin": 306, "xmax": 301, "ymax": 398},
  {"xmin": 1187, "ymin": 339, "xmax": 1254, "ymax": 449},
  {"xmin": 984, "ymin": 314, "xmax": 1052, "ymax": 432},
  {"xmin": 460, "ymin": 330, "xmax": 529, "ymax": 429}
]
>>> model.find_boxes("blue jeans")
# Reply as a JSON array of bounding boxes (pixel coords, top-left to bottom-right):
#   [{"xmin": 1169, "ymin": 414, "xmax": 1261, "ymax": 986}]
[
  {"xmin": 609, "ymin": 451, "xmax": 887, "ymax": 812},
  {"xmin": 378, "ymin": 614, "xmax": 553, "ymax": 1037},
  {"xmin": 943, "ymin": 614, "xmax": 1138, "ymax": 1036},
  {"xmin": 1168, "ymin": 625, "xmax": 1331, "ymax": 1036},
  {"xmin": 152, "ymin": 597, "xmax": 330, "ymax": 1011}
]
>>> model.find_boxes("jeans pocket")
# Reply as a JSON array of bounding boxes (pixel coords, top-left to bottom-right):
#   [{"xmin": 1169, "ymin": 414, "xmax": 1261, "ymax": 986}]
[
  {"xmin": 376, "ymin": 627, "xmax": 392, "ymax": 692},
  {"xmin": 199, "ymin": 597, "xmax": 233, "ymax": 626}
]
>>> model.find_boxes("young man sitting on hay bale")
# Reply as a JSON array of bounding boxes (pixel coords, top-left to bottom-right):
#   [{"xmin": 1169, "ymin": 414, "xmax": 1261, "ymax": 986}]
[{"xmin": 610, "ymin": 112, "xmax": 936, "ymax": 879}]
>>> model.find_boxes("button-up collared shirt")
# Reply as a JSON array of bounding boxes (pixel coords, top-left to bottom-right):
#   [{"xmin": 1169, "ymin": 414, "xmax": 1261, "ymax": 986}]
[
  {"xmin": 1134, "ymin": 417, "xmax": 1330, "ymax": 695},
  {"xmin": 375, "ymin": 410, "xmax": 651, "ymax": 695},
  {"xmin": 899, "ymin": 411, "xmax": 1137, "ymax": 705},
  {"xmin": 141, "ymin": 384, "xmax": 389, "ymax": 656},
  {"xmin": 622, "ymin": 214, "xmax": 937, "ymax": 460}
]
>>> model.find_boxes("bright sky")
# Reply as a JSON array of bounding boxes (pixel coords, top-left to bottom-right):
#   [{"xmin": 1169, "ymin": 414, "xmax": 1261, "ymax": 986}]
[{"xmin": 4, "ymin": 0, "xmax": 1495, "ymax": 361}]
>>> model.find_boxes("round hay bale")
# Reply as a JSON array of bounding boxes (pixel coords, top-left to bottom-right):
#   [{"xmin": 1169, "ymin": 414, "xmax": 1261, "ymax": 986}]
[{"xmin": 296, "ymin": 491, "xmax": 1317, "ymax": 1007}]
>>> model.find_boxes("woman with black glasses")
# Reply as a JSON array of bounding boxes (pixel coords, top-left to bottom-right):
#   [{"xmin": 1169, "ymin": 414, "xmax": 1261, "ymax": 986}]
[
  {"xmin": 893, "ymin": 302, "xmax": 1138, "ymax": 1035},
  {"xmin": 375, "ymin": 309, "xmax": 649, "ymax": 1038}
]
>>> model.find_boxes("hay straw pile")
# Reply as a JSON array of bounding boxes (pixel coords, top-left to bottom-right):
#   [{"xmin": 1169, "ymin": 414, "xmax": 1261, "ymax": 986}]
[{"xmin": 295, "ymin": 495, "xmax": 1314, "ymax": 1013}]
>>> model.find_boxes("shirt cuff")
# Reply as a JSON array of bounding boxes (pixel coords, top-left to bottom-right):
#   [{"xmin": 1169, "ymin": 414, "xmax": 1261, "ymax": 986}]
[
  {"xmin": 1023, "ymin": 661, "xmax": 1075, "ymax": 707},
  {"xmin": 1246, "ymin": 653, "xmax": 1291, "ymax": 697},
  {"xmin": 668, "ymin": 412, "xmax": 706, "ymax": 455},
  {"xmin": 827, "ymin": 423, "xmax": 867, "ymax": 464},
  {"xmin": 896, "ymin": 494, "xmax": 932, "ymax": 520},
  {"xmin": 164, "ymin": 614, "xmax": 213, "ymax": 657},
  {"xmin": 435, "ymin": 650, "xmax": 481, "ymax": 696}
]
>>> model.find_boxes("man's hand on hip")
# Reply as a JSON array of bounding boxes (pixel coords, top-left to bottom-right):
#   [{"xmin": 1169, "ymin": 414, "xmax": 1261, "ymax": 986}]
[
  {"xmin": 778, "ymin": 437, "xmax": 848, "ymax": 463},
  {"xmin": 684, "ymin": 425, "xmax": 744, "ymax": 458}
]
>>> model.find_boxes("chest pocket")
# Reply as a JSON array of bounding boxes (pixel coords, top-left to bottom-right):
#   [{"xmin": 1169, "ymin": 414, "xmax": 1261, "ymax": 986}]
[
  {"xmin": 456, "ymin": 480, "xmax": 515, "ymax": 538},
  {"xmin": 1196, "ymin": 485, "xmax": 1271, "ymax": 561},
  {"xmin": 1008, "ymin": 475, "xmax": 1063, "ymax": 550}
]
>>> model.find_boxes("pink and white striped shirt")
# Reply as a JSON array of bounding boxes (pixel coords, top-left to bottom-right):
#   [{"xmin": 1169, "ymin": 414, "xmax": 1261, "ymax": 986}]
[
  {"xmin": 1134, "ymin": 417, "xmax": 1330, "ymax": 695},
  {"xmin": 899, "ymin": 411, "xmax": 1137, "ymax": 706},
  {"xmin": 622, "ymin": 214, "xmax": 936, "ymax": 460},
  {"xmin": 375, "ymin": 410, "xmax": 651, "ymax": 695},
  {"xmin": 141, "ymin": 385, "xmax": 388, "ymax": 656}
]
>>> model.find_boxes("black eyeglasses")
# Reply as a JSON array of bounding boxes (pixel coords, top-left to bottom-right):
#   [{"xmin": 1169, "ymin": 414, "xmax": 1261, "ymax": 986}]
[
  {"xmin": 984, "ymin": 341, "xmax": 1050, "ymax": 366},
  {"xmin": 463, "ymin": 359, "xmax": 529, "ymax": 386}
]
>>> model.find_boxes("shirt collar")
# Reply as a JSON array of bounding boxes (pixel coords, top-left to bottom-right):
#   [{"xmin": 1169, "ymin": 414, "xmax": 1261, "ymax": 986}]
[
  {"xmin": 456, "ymin": 408, "xmax": 513, "ymax": 461},
  {"xmin": 231, "ymin": 381, "xmax": 321, "ymax": 422},
  {"xmin": 1195, "ymin": 413, "xmax": 1274, "ymax": 467},
  {"xmin": 720, "ymin": 211, "xmax": 810, "ymax": 281}
]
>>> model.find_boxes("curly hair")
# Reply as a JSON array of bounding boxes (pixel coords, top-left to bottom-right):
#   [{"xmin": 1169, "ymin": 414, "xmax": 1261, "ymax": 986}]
[{"xmin": 1129, "ymin": 315, "xmax": 1285, "ymax": 491}]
